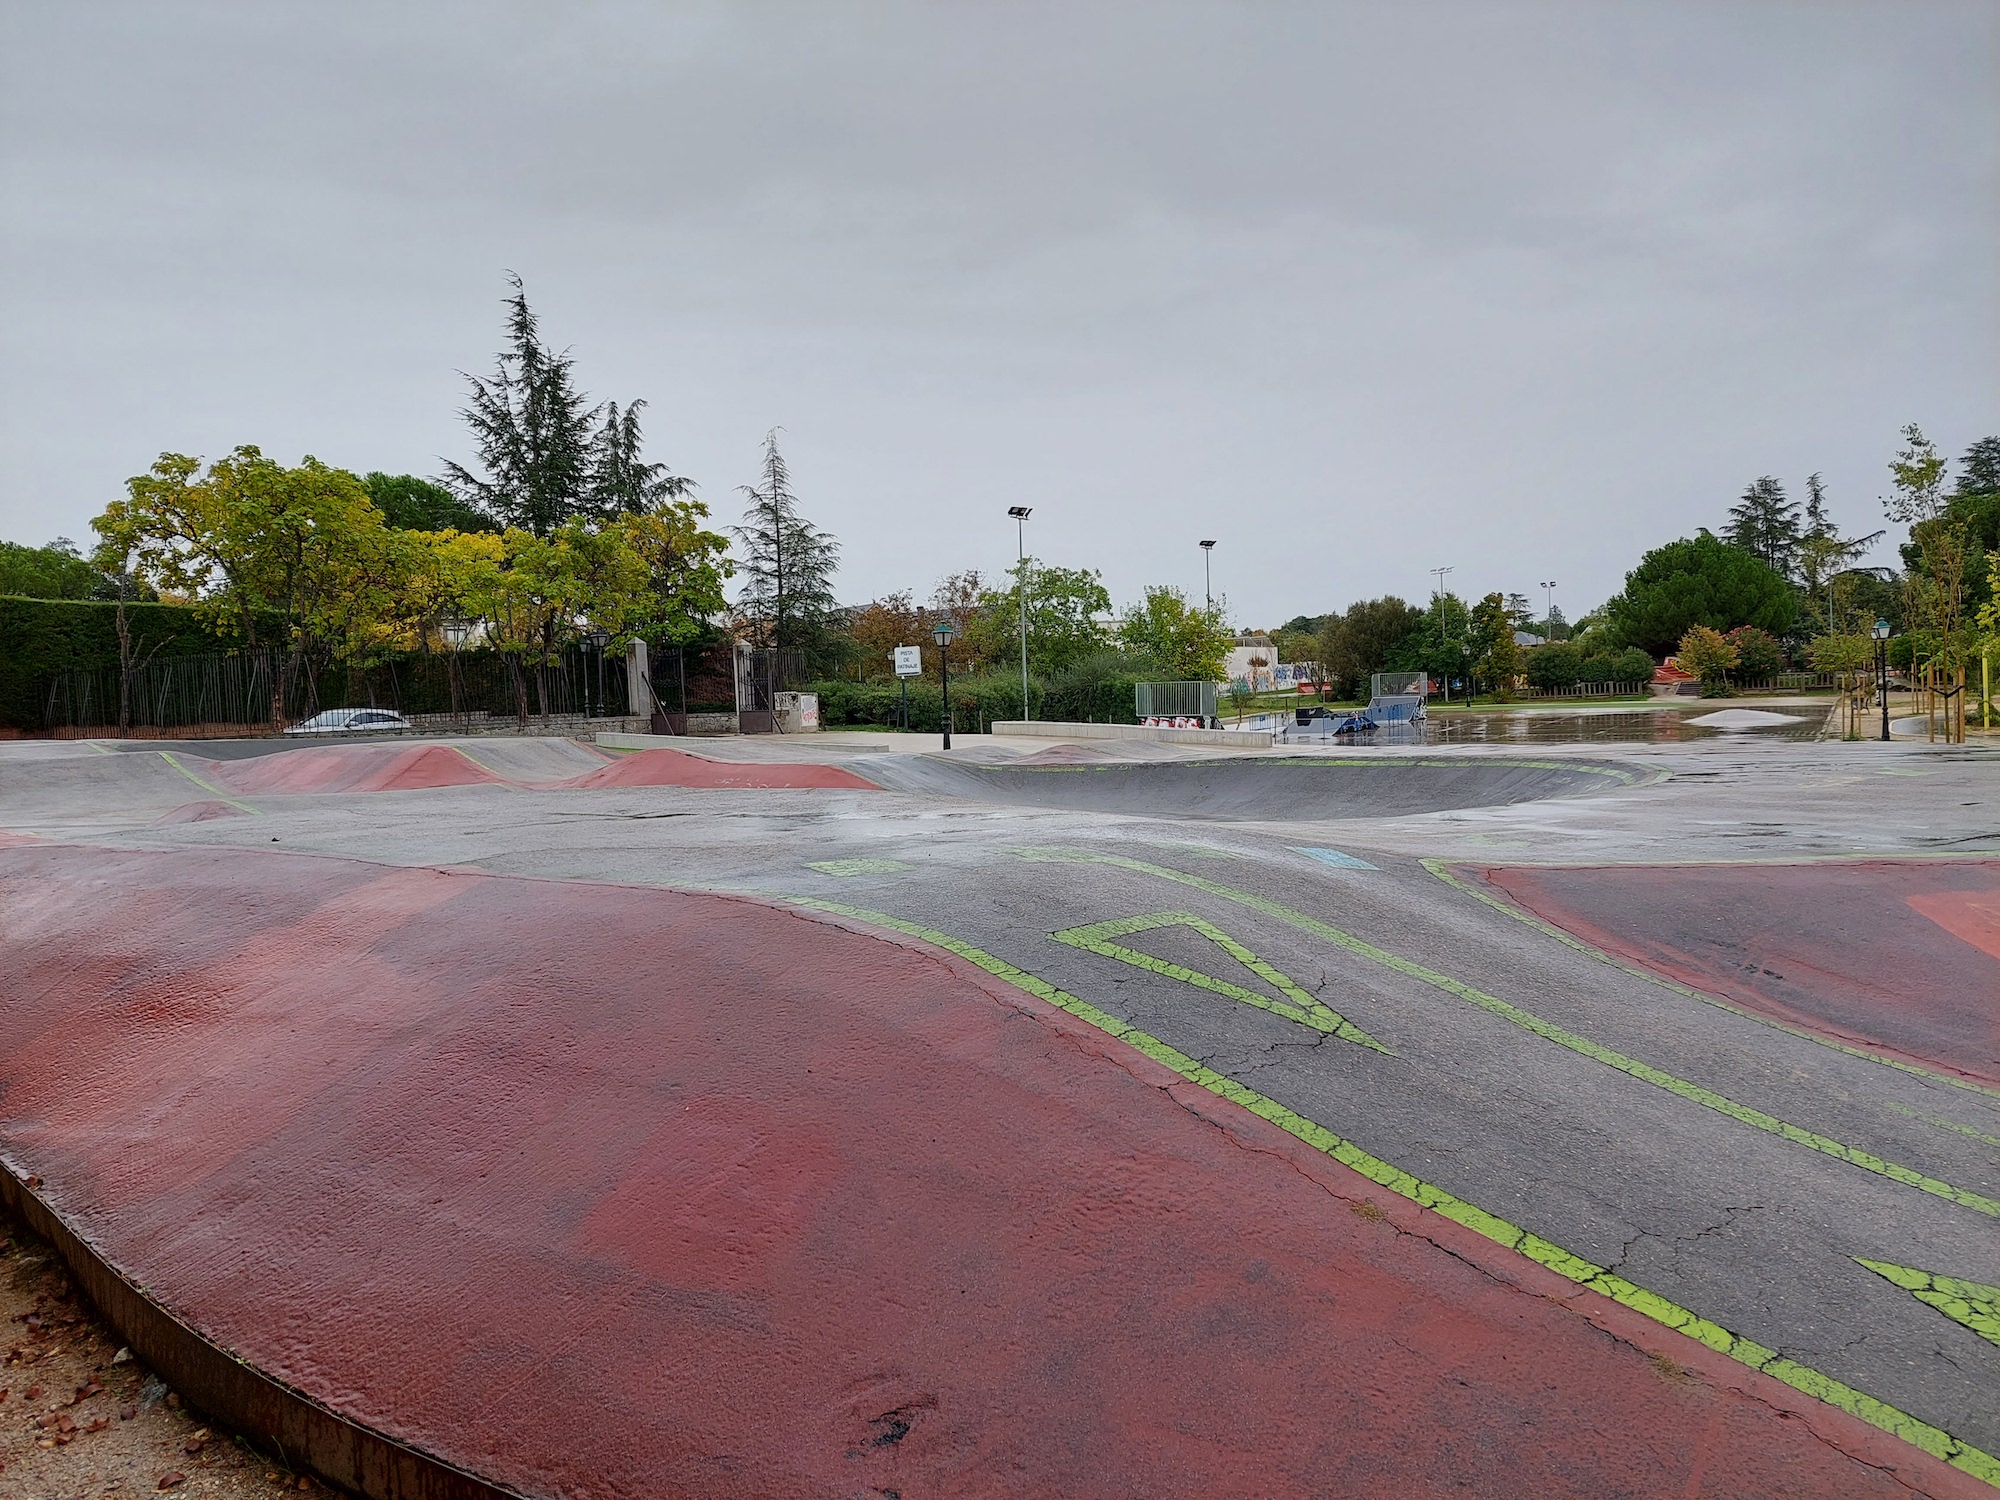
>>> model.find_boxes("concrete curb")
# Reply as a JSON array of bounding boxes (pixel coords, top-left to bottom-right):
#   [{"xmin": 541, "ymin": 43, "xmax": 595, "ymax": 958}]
[{"xmin": 0, "ymin": 1170, "xmax": 515, "ymax": 1500}]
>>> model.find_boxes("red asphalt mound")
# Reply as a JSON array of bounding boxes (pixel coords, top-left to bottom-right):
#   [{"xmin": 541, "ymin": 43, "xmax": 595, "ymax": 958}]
[
  {"xmin": 203, "ymin": 743, "xmax": 506, "ymax": 796},
  {"xmin": 563, "ymin": 745, "xmax": 879, "ymax": 790},
  {"xmin": 0, "ymin": 845, "xmax": 1970, "ymax": 1498},
  {"xmin": 1469, "ymin": 859, "xmax": 2000, "ymax": 1086}
]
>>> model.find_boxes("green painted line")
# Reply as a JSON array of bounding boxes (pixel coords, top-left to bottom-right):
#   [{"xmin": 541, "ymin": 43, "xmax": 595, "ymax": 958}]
[
  {"xmin": 1858, "ymin": 1259, "xmax": 2000, "ymax": 1351},
  {"xmin": 156, "ymin": 752, "xmax": 258, "ymax": 815},
  {"xmin": 773, "ymin": 892, "xmax": 2000, "ymax": 1489},
  {"xmin": 1421, "ymin": 856, "xmax": 2000, "ymax": 1104},
  {"xmin": 1010, "ymin": 847, "xmax": 2000, "ymax": 1220},
  {"xmin": 1050, "ymin": 911, "xmax": 1389, "ymax": 1052},
  {"xmin": 807, "ymin": 858, "xmax": 913, "ymax": 876},
  {"xmin": 1884, "ymin": 1100, "xmax": 2000, "ymax": 1150}
]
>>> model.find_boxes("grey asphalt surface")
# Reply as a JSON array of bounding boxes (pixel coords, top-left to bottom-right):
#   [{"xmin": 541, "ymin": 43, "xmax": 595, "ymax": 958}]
[{"xmin": 3, "ymin": 725, "xmax": 1997, "ymax": 1465}]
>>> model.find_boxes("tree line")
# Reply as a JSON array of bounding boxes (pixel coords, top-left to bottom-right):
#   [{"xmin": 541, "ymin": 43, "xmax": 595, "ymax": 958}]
[
  {"xmin": 1262, "ymin": 427, "xmax": 1999, "ymax": 704},
  {"xmin": 1, "ymin": 271, "xmax": 1992, "ymax": 721}
]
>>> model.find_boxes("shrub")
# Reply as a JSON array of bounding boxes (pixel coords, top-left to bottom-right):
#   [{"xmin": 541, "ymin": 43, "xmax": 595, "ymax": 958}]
[
  {"xmin": 1725, "ymin": 625, "xmax": 1786, "ymax": 678},
  {"xmin": 1676, "ymin": 625, "xmax": 1737, "ymax": 695},
  {"xmin": 1525, "ymin": 642, "xmax": 1583, "ymax": 691}
]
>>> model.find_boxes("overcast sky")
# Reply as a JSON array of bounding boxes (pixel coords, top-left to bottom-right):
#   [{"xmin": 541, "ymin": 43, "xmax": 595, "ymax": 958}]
[{"xmin": 3, "ymin": 2, "xmax": 1994, "ymax": 626}]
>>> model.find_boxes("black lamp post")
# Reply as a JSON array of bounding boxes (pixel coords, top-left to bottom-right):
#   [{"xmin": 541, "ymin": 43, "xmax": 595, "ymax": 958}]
[
  {"xmin": 1874, "ymin": 619, "xmax": 1891, "ymax": 742},
  {"xmin": 933, "ymin": 618, "xmax": 958, "ymax": 750},
  {"xmin": 442, "ymin": 618, "xmax": 471, "ymax": 729},
  {"xmin": 584, "ymin": 628, "xmax": 611, "ymax": 718}
]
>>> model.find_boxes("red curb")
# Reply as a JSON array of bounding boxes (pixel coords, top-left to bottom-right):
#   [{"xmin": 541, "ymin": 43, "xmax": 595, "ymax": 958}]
[{"xmin": 0, "ymin": 844, "xmax": 1980, "ymax": 1498}]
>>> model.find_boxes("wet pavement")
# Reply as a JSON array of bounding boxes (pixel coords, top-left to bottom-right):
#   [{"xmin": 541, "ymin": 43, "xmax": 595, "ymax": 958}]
[{"xmin": 0, "ymin": 729, "xmax": 1996, "ymax": 1497}]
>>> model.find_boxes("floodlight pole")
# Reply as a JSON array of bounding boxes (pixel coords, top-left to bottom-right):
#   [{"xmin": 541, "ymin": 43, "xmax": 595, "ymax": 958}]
[
  {"xmin": 1200, "ymin": 540, "xmax": 1217, "ymax": 608},
  {"xmin": 1431, "ymin": 566, "xmax": 1454, "ymax": 703},
  {"xmin": 1009, "ymin": 506, "xmax": 1033, "ymax": 723},
  {"xmin": 1539, "ymin": 580, "xmax": 1557, "ymax": 640}
]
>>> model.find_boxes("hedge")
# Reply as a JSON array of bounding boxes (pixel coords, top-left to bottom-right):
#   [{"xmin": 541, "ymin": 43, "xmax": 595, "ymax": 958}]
[
  {"xmin": 0, "ymin": 596, "xmax": 277, "ymax": 730},
  {"xmin": 806, "ymin": 672, "xmax": 1144, "ymax": 733}
]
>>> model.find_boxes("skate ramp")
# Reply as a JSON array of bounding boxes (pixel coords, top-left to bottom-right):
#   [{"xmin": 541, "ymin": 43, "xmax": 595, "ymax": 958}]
[
  {"xmin": 861, "ymin": 753, "xmax": 1646, "ymax": 821},
  {"xmin": 566, "ymin": 746, "xmax": 879, "ymax": 791},
  {"xmin": 0, "ymin": 841, "xmax": 1948, "ymax": 1500},
  {"xmin": 1472, "ymin": 859, "xmax": 2000, "ymax": 1086},
  {"xmin": 199, "ymin": 743, "xmax": 507, "ymax": 796}
]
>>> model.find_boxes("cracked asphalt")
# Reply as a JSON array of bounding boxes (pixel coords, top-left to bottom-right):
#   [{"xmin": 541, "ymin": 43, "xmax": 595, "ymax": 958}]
[{"xmin": 1, "ymin": 726, "xmax": 1996, "ymax": 1495}]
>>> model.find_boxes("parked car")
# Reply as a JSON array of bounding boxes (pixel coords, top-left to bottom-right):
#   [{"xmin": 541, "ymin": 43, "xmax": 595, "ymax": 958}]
[{"xmin": 283, "ymin": 708, "xmax": 413, "ymax": 736}]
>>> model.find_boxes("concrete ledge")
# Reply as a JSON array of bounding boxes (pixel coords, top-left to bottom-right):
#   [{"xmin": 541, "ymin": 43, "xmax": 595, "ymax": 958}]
[{"xmin": 991, "ymin": 720, "xmax": 1276, "ymax": 748}]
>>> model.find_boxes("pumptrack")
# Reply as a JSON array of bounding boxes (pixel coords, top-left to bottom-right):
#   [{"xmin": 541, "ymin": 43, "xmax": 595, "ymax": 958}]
[
  {"xmin": 4, "ymin": 733, "xmax": 1996, "ymax": 1498},
  {"xmin": 858, "ymin": 750, "xmax": 1649, "ymax": 819},
  {"xmin": 0, "ymin": 840, "xmax": 1974, "ymax": 1500}
]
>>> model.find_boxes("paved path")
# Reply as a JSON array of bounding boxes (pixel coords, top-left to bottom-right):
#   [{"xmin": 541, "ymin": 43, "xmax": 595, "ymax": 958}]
[{"xmin": 0, "ymin": 731, "xmax": 1995, "ymax": 1496}]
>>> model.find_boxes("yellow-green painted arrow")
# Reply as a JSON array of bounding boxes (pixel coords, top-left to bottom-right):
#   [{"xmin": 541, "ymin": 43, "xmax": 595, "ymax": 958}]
[{"xmin": 1051, "ymin": 911, "xmax": 1389, "ymax": 1053}]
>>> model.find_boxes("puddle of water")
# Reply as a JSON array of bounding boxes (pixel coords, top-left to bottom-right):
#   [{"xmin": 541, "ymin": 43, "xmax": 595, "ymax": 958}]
[{"xmin": 1277, "ymin": 705, "xmax": 1826, "ymax": 747}]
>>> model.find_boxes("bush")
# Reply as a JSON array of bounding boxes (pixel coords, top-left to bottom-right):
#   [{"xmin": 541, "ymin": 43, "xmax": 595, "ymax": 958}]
[
  {"xmin": 1725, "ymin": 625, "xmax": 1786, "ymax": 678},
  {"xmin": 1587, "ymin": 647, "xmax": 1657, "ymax": 687},
  {"xmin": 1525, "ymin": 642, "xmax": 1583, "ymax": 691},
  {"xmin": 807, "ymin": 659, "xmax": 1145, "ymax": 733}
]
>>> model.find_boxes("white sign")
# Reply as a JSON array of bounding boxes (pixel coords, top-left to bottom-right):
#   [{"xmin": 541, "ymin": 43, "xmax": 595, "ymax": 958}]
[{"xmin": 892, "ymin": 645, "xmax": 923, "ymax": 677}]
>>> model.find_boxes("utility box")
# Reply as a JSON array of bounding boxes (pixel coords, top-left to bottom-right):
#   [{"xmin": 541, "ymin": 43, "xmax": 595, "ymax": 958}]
[{"xmin": 774, "ymin": 692, "xmax": 819, "ymax": 734}]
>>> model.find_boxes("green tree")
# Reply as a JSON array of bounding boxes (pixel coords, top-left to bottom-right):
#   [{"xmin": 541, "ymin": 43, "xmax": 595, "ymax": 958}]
[
  {"xmin": 364, "ymin": 473, "xmax": 496, "ymax": 533},
  {"xmin": 1885, "ymin": 423, "xmax": 1948, "ymax": 526},
  {"xmin": 0, "ymin": 538, "xmax": 102, "ymax": 599},
  {"xmin": 1525, "ymin": 641, "xmax": 1583, "ymax": 691},
  {"xmin": 93, "ymin": 447, "xmax": 398, "ymax": 721},
  {"xmin": 1724, "ymin": 625, "xmax": 1786, "ymax": 678},
  {"xmin": 1937, "ymin": 436, "xmax": 2000, "ymax": 615},
  {"xmin": 1316, "ymin": 596, "xmax": 1426, "ymax": 700},
  {"xmin": 1603, "ymin": 532, "xmax": 1797, "ymax": 656},
  {"xmin": 1116, "ymin": 585, "xmax": 1231, "ymax": 681},
  {"xmin": 732, "ymin": 429, "xmax": 839, "ymax": 656},
  {"xmin": 1795, "ymin": 473, "xmax": 1885, "ymax": 634},
  {"xmin": 1584, "ymin": 646, "xmax": 1657, "ymax": 687},
  {"xmin": 590, "ymin": 399, "xmax": 694, "ymax": 517},
  {"xmin": 1469, "ymin": 592, "xmax": 1522, "ymax": 697},
  {"xmin": 1725, "ymin": 476, "xmax": 1801, "ymax": 576},
  {"xmin": 1676, "ymin": 624, "xmax": 1738, "ymax": 694},
  {"xmin": 969, "ymin": 560, "xmax": 1112, "ymax": 677},
  {"xmin": 444, "ymin": 276, "xmax": 602, "ymax": 537}
]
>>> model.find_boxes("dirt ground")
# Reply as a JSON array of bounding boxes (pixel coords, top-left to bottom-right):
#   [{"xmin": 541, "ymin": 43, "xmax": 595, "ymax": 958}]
[{"xmin": 0, "ymin": 1204, "xmax": 321, "ymax": 1499}]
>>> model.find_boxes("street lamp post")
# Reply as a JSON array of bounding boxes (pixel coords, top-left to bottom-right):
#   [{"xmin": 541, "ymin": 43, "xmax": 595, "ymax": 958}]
[
  {"xmin": 933, "ymin": 618, "xmax": 958, "ymax": 750},
  {"xmin": 442, "ymin": 618, "xmax": 471, "ymax": 729},
  {"xmin": 1874, "ymin": 619, "xmax": 1892, "ymax": 742},
  {"xmin": 584, "ymin": 628, "xmax": 611, "ymax": 719},
  {"xmin": 1199, "ymin": 540, "xmax": 1217, "ymax": 609},
  {"xmin": 1009, "ymin": 506, "xmax": 1033, "ymax": 723},
  {"xmin": 1430, "ymin": 565, "xmax": 1454, "ymax": 702}
]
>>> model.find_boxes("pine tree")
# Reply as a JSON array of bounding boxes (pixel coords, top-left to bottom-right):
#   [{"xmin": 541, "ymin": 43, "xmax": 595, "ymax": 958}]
[
  {"xmin": 590, "ymin": 399, "xmax": 693, "ymax": 518},
  {"xmin": 444, "ymin": 275, "xmax": 602, "ymax": 538},
  {"xmin": 732, "ymin": 430, "xmax": 839, "ymax": 654},
  {"xmin": 1725, "ymin": 476, "xmax": 1802, "ymax": 577}
]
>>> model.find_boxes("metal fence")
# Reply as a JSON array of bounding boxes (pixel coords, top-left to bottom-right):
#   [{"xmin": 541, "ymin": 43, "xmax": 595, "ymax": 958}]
[
  {"xmin": 41, "ymin": 644, "xmax": 633, "ymax": 736},
  {"xmin": 1135, "ymin": 681, "xmax": 1218, "ymax": 722}
]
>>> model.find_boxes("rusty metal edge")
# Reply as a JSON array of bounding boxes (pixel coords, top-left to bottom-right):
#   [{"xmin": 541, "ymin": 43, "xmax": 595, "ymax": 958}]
[{"xmin": 0, "ymin": 1170, "xmax": 525, "ymax": 1500}]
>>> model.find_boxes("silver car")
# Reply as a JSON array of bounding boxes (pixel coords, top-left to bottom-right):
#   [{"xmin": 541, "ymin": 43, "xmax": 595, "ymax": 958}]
[{"xmin": 283, "ymin": 708, "xmax": 414, "ymax": 736}]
